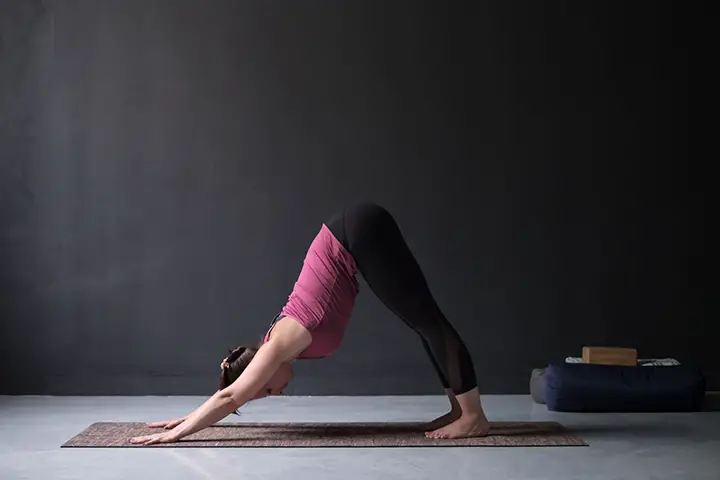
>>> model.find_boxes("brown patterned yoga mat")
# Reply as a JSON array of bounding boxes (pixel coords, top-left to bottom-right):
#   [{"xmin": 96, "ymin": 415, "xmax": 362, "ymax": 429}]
[{"xmin": 62, "ymin": 422, "xmax": 587, "ymax": 448}]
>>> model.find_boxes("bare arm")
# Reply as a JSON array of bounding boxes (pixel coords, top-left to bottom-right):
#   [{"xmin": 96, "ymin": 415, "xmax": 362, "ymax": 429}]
[
  {"xmin": 130, "ymin": 317, "xmax": 311, "ymax": 445},
  {"xmin": 167, "ymin": 343, "xmax": 285, "ymax": 440},
  {"xmin": 147, "ymin": 415, "xmax": 188, "ymax": 429},
  {"xmin": 147, "ymin": 394, "xmax": 221, "ymax": 429}
]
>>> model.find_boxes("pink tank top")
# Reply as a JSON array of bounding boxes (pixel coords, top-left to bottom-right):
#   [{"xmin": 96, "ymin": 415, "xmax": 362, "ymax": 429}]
[{"xmin": 264, "ymin": 224, "xmax": 359, "ymax": 359}]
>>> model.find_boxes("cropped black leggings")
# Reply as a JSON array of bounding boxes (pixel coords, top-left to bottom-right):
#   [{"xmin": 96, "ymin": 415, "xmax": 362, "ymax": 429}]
[{"xmin": 326, "ymin": 203, "xmax": 477, "ymax": 395}]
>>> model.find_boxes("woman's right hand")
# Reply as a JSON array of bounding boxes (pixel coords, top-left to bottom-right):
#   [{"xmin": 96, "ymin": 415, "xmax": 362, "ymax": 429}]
[{"xmin": 146, "ymin": 416, "xmax": 187, "ymax": 429}]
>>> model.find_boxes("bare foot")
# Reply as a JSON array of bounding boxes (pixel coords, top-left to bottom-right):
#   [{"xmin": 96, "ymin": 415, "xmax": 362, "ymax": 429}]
[
  {"xmin": 425, "ymin": 414, "xmax": 490, "ymax": 439},
  {"xmin": 420, "ymin": 409, "xmax": 461, "ymax": 431}
]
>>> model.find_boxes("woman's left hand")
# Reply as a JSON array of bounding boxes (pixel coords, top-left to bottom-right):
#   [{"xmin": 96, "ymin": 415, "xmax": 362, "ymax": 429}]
[{"xmin": 129, "ymin": 430, "xmax": 180, "ymax": 446}]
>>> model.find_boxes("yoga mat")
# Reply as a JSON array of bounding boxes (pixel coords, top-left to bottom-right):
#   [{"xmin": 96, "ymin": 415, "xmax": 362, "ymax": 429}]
[{"xmin": 62, "ymin": 421, "xmax": 587, "ymax": 447}]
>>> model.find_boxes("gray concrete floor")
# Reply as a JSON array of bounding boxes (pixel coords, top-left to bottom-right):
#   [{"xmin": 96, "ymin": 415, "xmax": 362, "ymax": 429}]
[{"xmin": 1, "ymin": 395, "xmax": 718, "ymax": 480}]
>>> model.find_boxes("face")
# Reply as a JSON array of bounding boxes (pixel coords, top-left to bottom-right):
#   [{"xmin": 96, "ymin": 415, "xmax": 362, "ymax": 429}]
[{"xmin": 252, "ymin": 362, "xmax": 293, "ymax": 399}]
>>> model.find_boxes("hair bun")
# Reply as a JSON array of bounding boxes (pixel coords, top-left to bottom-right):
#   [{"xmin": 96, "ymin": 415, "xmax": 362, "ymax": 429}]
[{"xmin": 218, "ymin": 343, "xmax": 261, "ymax": 390}]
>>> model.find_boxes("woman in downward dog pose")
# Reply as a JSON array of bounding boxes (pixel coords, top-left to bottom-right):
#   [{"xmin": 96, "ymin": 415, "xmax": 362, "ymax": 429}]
[{"xmin": 130, "ymin": 203, "xmax": 489, "ymax": 445}]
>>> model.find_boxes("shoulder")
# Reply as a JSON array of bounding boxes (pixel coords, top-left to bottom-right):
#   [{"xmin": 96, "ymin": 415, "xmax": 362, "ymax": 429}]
[{"xmin": 266, "ymin": 316, "xmax": 312, "ymax": 360}]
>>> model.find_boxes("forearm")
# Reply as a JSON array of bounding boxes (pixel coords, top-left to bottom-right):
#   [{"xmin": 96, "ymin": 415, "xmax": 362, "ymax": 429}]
[
  {"xmin": 168, "ymin": 344, "xmax": 286, "ymax": 441},
  {"xmin": 179, "ymin": 390, "xmax": 222, "ymax": 424},
  {"xmin": 169, "ymin": 391, "xmax": 238, "ymax": 440}
]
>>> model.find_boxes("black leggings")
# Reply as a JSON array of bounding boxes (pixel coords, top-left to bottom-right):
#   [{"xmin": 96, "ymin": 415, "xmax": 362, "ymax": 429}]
[{"xmin": 326, "ymin": 203, "xmax": 477, "ymax": 395}]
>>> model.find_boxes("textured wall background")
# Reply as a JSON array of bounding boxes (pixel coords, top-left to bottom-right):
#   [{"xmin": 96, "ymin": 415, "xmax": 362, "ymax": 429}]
[{"xmin": 0, "ymin": 1, "xmax": 699, "ymax": 395}]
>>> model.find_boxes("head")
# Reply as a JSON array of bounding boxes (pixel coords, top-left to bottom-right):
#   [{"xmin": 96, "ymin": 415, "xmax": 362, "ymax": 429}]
[{"xmin": 219, "ymin": 344, "xmax": 294, "ymax": 401}]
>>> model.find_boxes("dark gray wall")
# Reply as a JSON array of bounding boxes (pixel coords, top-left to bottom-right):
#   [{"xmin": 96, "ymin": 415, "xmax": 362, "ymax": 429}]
[{"xmin": 1, "ymin": 1, "xmax": 700, "ymax": 395}]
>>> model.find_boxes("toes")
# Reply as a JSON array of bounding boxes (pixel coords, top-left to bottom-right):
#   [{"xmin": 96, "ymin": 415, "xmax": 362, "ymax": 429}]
[{"xmin": 425, "ymin": 428, "xmax": 452, "ymax": 439}]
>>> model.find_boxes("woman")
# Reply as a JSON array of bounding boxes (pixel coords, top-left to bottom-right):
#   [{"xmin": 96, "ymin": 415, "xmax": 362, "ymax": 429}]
[{"xmin": 130, "ymin": 203, "xmax": 489, "ymax": 445}]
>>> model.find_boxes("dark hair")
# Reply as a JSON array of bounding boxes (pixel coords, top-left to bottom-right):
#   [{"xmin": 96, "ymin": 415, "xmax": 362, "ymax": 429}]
[{"xmin": 219, "ymin": 343, "xmax": 261, "ymax": 391}]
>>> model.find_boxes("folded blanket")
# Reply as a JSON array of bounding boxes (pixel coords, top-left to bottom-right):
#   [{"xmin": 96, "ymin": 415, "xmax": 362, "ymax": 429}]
[{"xmin": 565, "ymin": 357, "xmax": 680, "ymax": 366}]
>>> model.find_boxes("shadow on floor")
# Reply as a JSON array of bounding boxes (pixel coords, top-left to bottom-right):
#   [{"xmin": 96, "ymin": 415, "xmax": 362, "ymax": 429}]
[
  {"xmin": 703, "ymin": 392, "xmax": 720, "ymax": 412},
  {"xmin": 566, "ymin": 422, "xmax": 719, "ymax": 441}
]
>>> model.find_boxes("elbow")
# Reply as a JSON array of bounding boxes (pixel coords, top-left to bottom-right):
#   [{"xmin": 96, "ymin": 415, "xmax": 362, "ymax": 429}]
[{"xmin": 218, "ymin": 390, "xmax": 242, "ymax": 414}]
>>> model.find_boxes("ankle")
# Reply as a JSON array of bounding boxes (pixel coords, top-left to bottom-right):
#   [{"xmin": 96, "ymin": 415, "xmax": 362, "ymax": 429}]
[{"xmin": 458, "ymin": 409, "xmax": 487, "ymax": 421}]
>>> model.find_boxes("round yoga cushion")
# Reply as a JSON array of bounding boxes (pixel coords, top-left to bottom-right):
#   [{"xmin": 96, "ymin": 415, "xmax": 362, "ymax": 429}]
[
  {"xmin": 530, "ymin": 367, "xmax": 547, "ymax": 404},
  {"xmin": 544, "ymin": 362, "xmax": 705, "ymax": 412}
]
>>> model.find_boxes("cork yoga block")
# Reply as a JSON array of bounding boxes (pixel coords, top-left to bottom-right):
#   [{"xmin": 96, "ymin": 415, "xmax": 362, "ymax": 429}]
[{"xmin": 582, "ymin": 346, "xmax": 637, "ymax": 366}]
